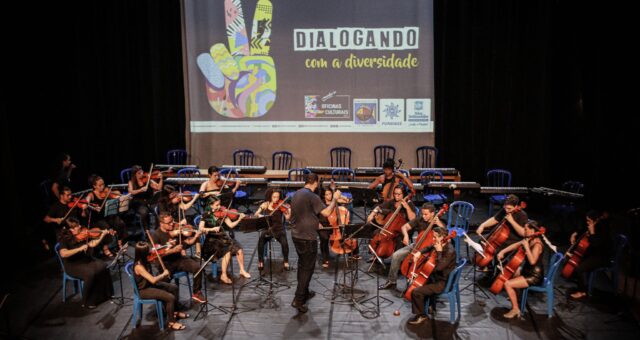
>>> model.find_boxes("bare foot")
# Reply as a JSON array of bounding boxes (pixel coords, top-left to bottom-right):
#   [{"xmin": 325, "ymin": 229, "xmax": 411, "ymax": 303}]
[
  {"xmin": 220, "ymin": 275, "xmax": 232, "ymax": 284},
  {"xmin": 239, "ymin": 271, "xmax": 251, "ymax": 279},
  {"xmin": 168, "ymin": 322, "xmax": 186, "ymax": 330}
]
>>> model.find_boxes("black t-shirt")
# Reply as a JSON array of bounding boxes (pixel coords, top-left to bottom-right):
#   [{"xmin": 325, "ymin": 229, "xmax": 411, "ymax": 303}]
[
  {"xmin": 378, "ymin": 200, "xmax": 416, "ymax": 221},
  {"xmin": 47, "ymin": 201, "xmax": 78, "ymax": 228},
  {"xmin": 494, "ymin": 209, "xmax": 528, "ymax": 241},
  {"xmin": 59, "ymin": 231, "xmax": 93, "ymax": 263},
  {"xmin": 152, "ymin": 228, "xmax": 181, "ymax": 263},
  {"xmin": 290, "ymin": 188, "xmax": 325, "ymax": 240}
]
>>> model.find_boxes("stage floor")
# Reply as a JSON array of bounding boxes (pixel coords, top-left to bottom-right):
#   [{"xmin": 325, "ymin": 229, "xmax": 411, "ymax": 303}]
[{"xmin": 3, "ymin": 198, "xmax": 639, "ymax": 339}]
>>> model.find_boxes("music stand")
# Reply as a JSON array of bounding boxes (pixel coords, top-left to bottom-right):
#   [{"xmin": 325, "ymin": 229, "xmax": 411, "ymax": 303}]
[
  {"xmin": 350, "ymin": 188, "xmax": 379, "ymax": 217},
  {"xmin": 360, "ymin": 245, "xmax": 394, "ymax": 317},
  {"xmin": 108, "ymin": 244, "xmax": 132, "ymax": 306},
  {"xmin": 460, "ymin": 233, "xmax": 491, "ymax": 302},
  {"xmin": 193, "ymin": 253, "xmax": 229, "ymax": 320},
  {"xmin": 104, "ymin": 198, "xmax": 132, "ymax": 261}
]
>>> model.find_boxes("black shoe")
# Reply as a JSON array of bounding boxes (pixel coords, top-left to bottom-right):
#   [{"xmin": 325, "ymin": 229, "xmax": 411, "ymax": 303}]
[
  {"xmin": 408, "ymin": 314, "xmax": 428, "ymax": 325},
  {"xmin": 378, "ymin": 281, "xmax": 396, "ymax": 290},
  {"xmin": 305, "ymin": 290, "xmax": 316, "ymax": 302},
  {"xmin": 291, "ymin": 300, "xmax": 308, "ymax": 313}
]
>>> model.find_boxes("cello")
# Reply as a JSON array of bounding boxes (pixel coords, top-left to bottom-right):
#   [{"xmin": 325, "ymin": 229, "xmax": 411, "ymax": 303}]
[
  {"xmin": 328, "ymin": 198, "xmax": 358, "ymax": 255},
  {"xmin": 475, "ymin": 201, "xmax": 527, "ymax": 267},
  {"xmin": 400, "ymin": 204, "xmax": 449, "ymax": 277},
  {"xmin": 368, "ymin": 193, "xmax": 414, "ymax": 259},
  {"xmin": 380, "ymin": 159, "xmax": 415, "ymax": 201},
  {"xmin": 561, "ymin": 214, "xmax": 606, "ymax": 278},
  {"xmin": 489, "ymin": 227, "xmax": 546, "ymax": 294},
  {"xmin": 403, "ymin": 231, "xmax": 457, "ymax": 300}
]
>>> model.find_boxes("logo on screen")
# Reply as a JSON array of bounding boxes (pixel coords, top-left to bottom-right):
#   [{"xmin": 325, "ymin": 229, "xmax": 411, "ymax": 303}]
[
  {"xmin": 380, "ymin": 99, "xmax": 404, "ymax": 126},
  {"xmin": 353, "ymin": 99, "xmax": 378, "ymax": 125}
]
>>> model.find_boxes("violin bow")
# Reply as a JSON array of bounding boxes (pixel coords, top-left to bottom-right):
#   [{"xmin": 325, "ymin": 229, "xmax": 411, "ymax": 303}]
[
  {"xmin": 268, "ymin": 195, "xmax": 291, "ymax": 217},
  {"xmin": 61, "ymin": 192, "xmax": 86, "ymax": 223},
  {"xmin": 145, "ymin": 229, "xmax": 168, "ymax": 272},
  {"xmin": 143, "ymin": 163, "xmax": 154, "ymax": 192}
]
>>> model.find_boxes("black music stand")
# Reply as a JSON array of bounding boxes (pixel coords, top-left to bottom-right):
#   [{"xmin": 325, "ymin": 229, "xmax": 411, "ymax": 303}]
[
  {"xmin": 350, "ymin": 187, "xmax": 379, "ymax": 217},
  {"xmin": 241, "ymin": 216, "xmax": 290, "ymax": 309},
  {"xmin": 193, "ymin": 253, "xmax": 229, "ymax": 321},
  {"xmin": 360, "ymin": 245, "xmax": 394, "ymax": 316},
  {"xmin": 460, "ymin": 233, "xmax": 491, "ymax": 302},
  {"xmin": 108, "ymin": 244, "xmax": 132, "ymax": 307}
]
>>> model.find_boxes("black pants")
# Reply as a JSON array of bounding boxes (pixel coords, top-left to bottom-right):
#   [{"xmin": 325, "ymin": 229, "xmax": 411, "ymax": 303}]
[
  {"xmin": 258, "ymin": 230, "xmax": 289, "ymax": 263},
  {"xmin": 131, "ymin": 199, "xmax": 150, "ymax": 229},
  {"xmin": 165, "ymin": 257, "xmax": 202, "ymax": 293},
  {"xmin": 65, "ymin": 259, "xmax": 114, "ymax": 306},
  {"xmin": 139, "ymin": 281, "xmax": 178, "ymax": 323},
  {"xmin": 574, "ymin": 255, "xmax": 607, "ymax": 291},
  {"xmin": 292, "ymin": 237, "xmax": 318, "ymax": 304},
  {"xmin": 410, "ymin": 280, "xmax": 445, "ymax": 315},
  {"xmin": 317, "ymin": 230, "xmax": 330, "ymax": 262}
]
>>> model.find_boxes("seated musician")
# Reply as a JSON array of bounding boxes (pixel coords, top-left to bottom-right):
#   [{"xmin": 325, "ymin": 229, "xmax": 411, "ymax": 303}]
[
  {"xmin": 85, "ymin": 174, "xmax": 127, "ymax": 256},
  {"xmin": 366, "ymin": 186, "xmax": 417, "ymax": 253},
  {"xmin": 379, "ymin": 203, "xmax": 445, "ymax": 290},
  {"xmin": 199, "ymin": 197, "xmax": 251, "ymax": 284},
  {"xmin": 198, "ymin": 166, "xmax": 241, "ymax": 205},
  {"xmin": 133, "ymin": 241, "xmax": 188, "ymax": 331},
  {"xmin": 254, "ymin": 189, "xmax": 291, "ymax": 271},
  {"xmin": 128, "ymin": 165, "xmax": 162, "ymax": 231},
  {"xmin": 43, "ymin": 186, "xmax": 85, "ymax": 251},
  {"xmin": 407, "ymin": 227, "xmax": 456, "ymax": 325},
  {"xmin": 317, "ymin": 189, "xmax": 360, "ymax": 268},
  {"xmin": 497, "ymin": 220, "xmax": 544, "ymax": 318},
  {"xmin": 368, "ymin": 158, "xmax": 415, "ymax": 201},
  {"xmin": 475, "ymin": 194, "xmax": 527, "ymax": 268},
  {"xmin": 153, "ymin": 212, "xmax": 205, "ymax": 303},
  {"xmin": 58, "ymin": 217, "xmax": 114, "ymax": 309},
  {"xmin": 567, "ymin": 210, "xmax": 611, "ymax": 299},
  {"xmin": 157, "ymin": 185, "xmax": 201, "ymax": 256}
]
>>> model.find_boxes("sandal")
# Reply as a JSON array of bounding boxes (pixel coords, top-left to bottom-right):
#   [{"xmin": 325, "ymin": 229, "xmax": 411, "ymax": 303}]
[
  {"xmin": 258, "ymin": 262, "xmax": 264, "ymax": 270},
  {"xmin": 174, "ymin": 312, "xmax": 190, "ymax": 320},
  {"xmin": 103, "ymin": 248, "xmax": 114, "ymax": 258},
  {"xmin": 169, "ymin": 322, "xmax": 186, "ymax": 331},
  {"xmin": 220, "ymin": 275, "xmax": 232, "ymax": 284},
  {"xmin": 283, "ymin": 262, "xmax": 290, "ymax": 271},
  {"xmin": 322, "ymin": 261, "xmax": 330, "ymax": 268},
  {"xmin": 239, "ymin": 271, "xmax": 251, "ymax": 279}
]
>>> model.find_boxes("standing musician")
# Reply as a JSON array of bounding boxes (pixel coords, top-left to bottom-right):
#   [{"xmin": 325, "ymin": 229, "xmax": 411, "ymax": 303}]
[
  {"xmin": 254, "ymin": 189, "xmax": 291, "ymax": 271},
  {"xmin": 199, "ymin": 197, "xmax": 251, "ymax": 284},
  {"xmin": 43, "ymin": 186, "xmax": 85, "ymax": 251},
  {"xmin": 152, "ymin": 212, "xmax": 205, "ymax": 303},
  {"xmin": 50, "ymin": 153, "xmax": 76, "ymax": 199},
  {"xmin": 85, "ymin": 174, "xmax": 127, "ymax": 256},
  {"xmin": 475, "ymin": 194, "xmax": 527, "ymax": 266},
  {"xmin": 496, "ymin": 221, "xmax": 544, "ymax": 319},
  {"xmin": 289, "ymin": 173, "xmax": 341, "ymax": 313},
  {"xmin": 379, "ymin": 203, "xmax": 445, "ymax": 290},
  {"xmin": 368, "ymin": 158, "xmax": 415, "ymax": 201},
  {"xmin": 407, "ymin": 227, "xmax": 456, "ymax": 325},
  {"xmin": 58, "ymin": 217, "xmax": 114, "ymax": 309},
  {"xmin": 567, "ymin": 210, "xmax": 611, "ymax": 299},
  {"xmin": 198, "ymin": 166, "xmax": 241, "ymax": 205},
  {"xmin": 128, "ymin": 165, "xmax": 162, "ymax": 231},
  {"xmin": 366, "ymin": 186, "xmax": 417, "ymax": 252},
  {"xmin": 133, "ymin": 241, "xmax": 188, "ymax": 331}
]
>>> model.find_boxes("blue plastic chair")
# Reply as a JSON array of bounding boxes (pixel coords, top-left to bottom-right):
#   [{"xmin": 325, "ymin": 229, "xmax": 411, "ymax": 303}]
[
  {"xmin": 172, "ymin": 271, "xmax": 192, "ymax": 300},
  {"xmin": 272, "ymin": 151, "xmax": 293, "ymax": 170},
  {"xmin": 373, "ymin": 145, "xmax": 396, "ymax": 167},
  {"xmin": 330, "ymin": 147, "xmax": 351, "ymax": 168},
  {"xmin": 219, "ymin": 168, "xmax": 247, "ymax": 200},
  {"xmin": 420, "ymin": 170, "xmax": 447, "ymax": 205},
  {"xmin": 416, "ymin": 146, "xmax": 438, "ymax": 168},
  {"xmin": 520, "ymin": 252, "xmax": 564, "ymax": 317},
  {"xmin": 486, "ymin": 169, "xmax": 512, "ymax": 216},
  {"xmin": 54, "ymin": 243, "xmax": 84, "ymax": 302},
  {"xmin": 424, "ymin": 258, "xmax": 467, "ymax": 324},
  {"xmin": 233, "ymin": 149, "xmax": 255, "ymax": 166},
  {"xmin": 177, "ymin": 167, "xmax": 200, "ymax": 177},
  {"xmin": 446, "ymin": 201, "xmax": 475, "ymax": 262},
  {"xmin": 195, "ymin": 215, "xmax": 219, "ymax": 278},
  {"xmin": 166, "ymin": 149, "xmax": 188, "ymax": 165},
  {"xmin": 125, "ymin": 262, "xmax": 165, "ymax": 330},
  {"xmin": 588, "ymin": 234, "xmax": 628, "ymax": 296},
  {"xmin": 120, "ymin": 168, "xmax": 133, "ymax": 184}
]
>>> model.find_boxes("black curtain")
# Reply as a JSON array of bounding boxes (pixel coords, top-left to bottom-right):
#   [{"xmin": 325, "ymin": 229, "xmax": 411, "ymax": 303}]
[{"xmin": 1, "ymin": 0, "xmax": 634, "ymax": 286}]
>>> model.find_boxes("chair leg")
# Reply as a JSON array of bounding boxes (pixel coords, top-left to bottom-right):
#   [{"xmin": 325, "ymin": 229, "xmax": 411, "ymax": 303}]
[
  {"xmin": 131, "ymin": 302, "xmax": 140, "ymax": 328},
  {"xmin": 547, "ymin": 288, "xmax": 554, "ymax": 317},
  {"xmin": 62, "ymin": 278, "xmax": 67, "ymax": 302},
  {"xmin": 457, "ymin": 290, "xmax": 461, "ymax": 322},
  {"xmin": 211, "ymin": 262, "xmax": 218, "ymax": 278},
  {"xmin": 156, "ymin": 301, "xmax": 165, "ymax": 330},
  {"xmin": 186, "ymin": 274, "xmax": 193, "ymax": 297},
  {"xmin": 520, "ymin": 289, "xmax": 529, "ymax": 316},
  {"xmin": 449, "ymin": 295, "xmax": 455, "ymax": 324}
]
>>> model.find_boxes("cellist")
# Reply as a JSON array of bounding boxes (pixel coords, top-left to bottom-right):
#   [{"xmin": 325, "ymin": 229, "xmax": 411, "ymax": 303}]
[
  {"xmin": 475, "ymin": 194, "xmax": 527, "ymax": 268},
  {"xmin": 368, "ymin": 158, "xmax": 415, "ymax": 201},
  {"xmin": 496, "ymin": 221, "xmax": 544, "ymax": 319},
  {"xmin": 379, "ymin": 203, "xmax": 444, "ymax": 290},
  {"xmin": 366, "ymin": 186, "xmax": 416, "ymax": 254},
  {"xmin": 407, "ymin": 227, "xmax": 456, "ymax": 325},
  {"xmin": 567, "ymin": 210, "xmax": 611, "ymax": 300}
]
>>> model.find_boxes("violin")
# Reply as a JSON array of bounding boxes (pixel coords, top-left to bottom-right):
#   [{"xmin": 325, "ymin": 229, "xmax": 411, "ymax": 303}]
[
  {"xmin": 489, "ymin": 227, "xmax": 546, "ymax": 294},
  {"xmin": 68, "ymin": 197, "xmax": 98, "ymax": 210},
  {"xmin": 178, "ymin": 191, "xmax": 196, "ymax": 202},
  {"xmin": 403, "ymin": 231, "xmax": 457, "ymax": 301},
  {"xmin": 400, "ymin": 204, "xmax": 449, "ymax": 278},
  {"xmin": 74, "ymin": 226, "xmax": 115, "ymax": 242},
  {"xmin": 475, "ymin": 201, "xmax": 527, "ymax": 267},
  {"xmin": 214, "ymin": 207, "xmax": 241, "ymax": 221},
  {"xmin": 146, "ymin": 244, "xmax": 171, "ymax": 263},
  {"xmin": 271, "ymin": 199, "xmax": 290, "ymax": 213}
]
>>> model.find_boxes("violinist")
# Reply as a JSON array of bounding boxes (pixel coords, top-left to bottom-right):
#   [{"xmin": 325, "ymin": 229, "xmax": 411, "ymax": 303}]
[
  {"xmin": 58, "ymin": 217, "xmax": 114, "ymax": 309},
  {"xmin": 43, "ymin": 186, "xmax": 84, "ymax": 251},
  {"xmin": 366, "ymin": 186, "xmax": 417, "ymax": 252},
  {"xmin": 379, "ymin": 203, "xmax": 444, "ymax": 290},
  {"xmin": 198, "ymin": 166, "xmax": 241, "ymax": 205},
  {"xmin": 199, "ymin": 197, "xmax": 251, "ymax": 284},
  {"xmin": 133, "ymin": 241, "xmax": 188, "ymax": 331},
  {"xmin": 50, "ymin": 153, "xmax": 76, "ymax": 200},
  {"xmin": 157, "ymin": 185, "xmax": 200, "ymax": 223},
  {"xmin": 85, "ymin": 175, "xmax": 127, "ymax": 256},
  {"xmin": 407, "ymin": 227, "xmax": 456, "ymax": 325},
  {"xmin": 254, "ymin": 189, "xmax": 291, "ymax": 271},
  {"xmin": 567, "ymin": 210, "xmax": 611, "ymax": 300},
  {"xmin": 128, "ymin": 165, "xmax": 162, "ymax": 231},
  {"xmin": 368, "ymin": 158, "xmax": 415, "ymax": 201},
  {"xmin": 152, "ymin": 212, "xmax": 205, "ymax": 303},
  {"xmin": 475, "ymin": 194, "xmax": 527, "ymax": 268},
  {"xmin": 496, "ymin": 221, "xmax": 544, "ymax": 318}
]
